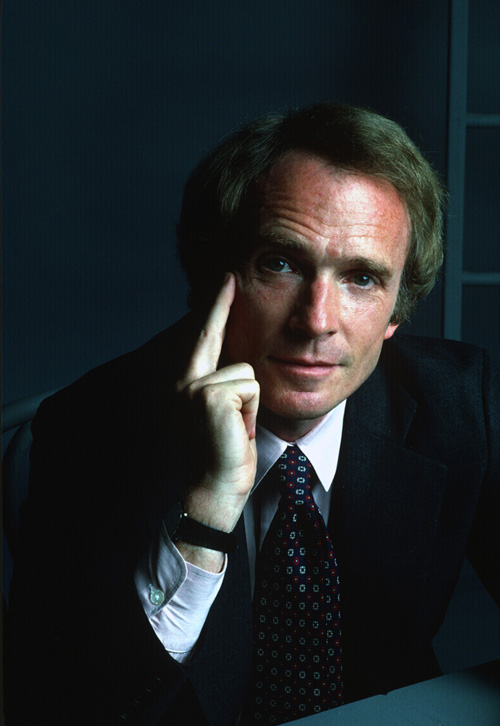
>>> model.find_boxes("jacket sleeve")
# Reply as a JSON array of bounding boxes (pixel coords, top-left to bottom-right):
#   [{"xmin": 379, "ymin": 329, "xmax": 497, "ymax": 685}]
[
  {"xmin": 6, "ymin": 350, "xmax": 253, "ymax": 726},
  {"xmin": 6, "ymin": 387, "xmax": 204, "ymax": 725}
]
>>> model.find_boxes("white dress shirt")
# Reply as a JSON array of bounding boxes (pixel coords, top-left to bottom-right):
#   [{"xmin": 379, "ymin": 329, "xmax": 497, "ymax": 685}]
[{"xmin": 134, "ymin": 400, "xmax": 346, "ymax": 664}]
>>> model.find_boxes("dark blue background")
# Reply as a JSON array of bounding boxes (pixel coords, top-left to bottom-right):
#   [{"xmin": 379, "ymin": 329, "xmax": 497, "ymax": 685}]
[{"xmin": 2, "ymin": 0, "xmax": 449, "ymax": 404}]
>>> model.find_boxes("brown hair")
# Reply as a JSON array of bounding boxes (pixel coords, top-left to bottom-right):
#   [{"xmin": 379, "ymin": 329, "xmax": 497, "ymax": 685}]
[{"xmin": 177, "ymin": 102, "xmax": 446, "ymax": 323}]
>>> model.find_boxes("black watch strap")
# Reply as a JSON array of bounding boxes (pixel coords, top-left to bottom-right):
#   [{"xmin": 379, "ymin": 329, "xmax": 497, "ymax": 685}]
[{"xmin": 168, "ymin": 501, "xmax": 237, "ymax": 553}]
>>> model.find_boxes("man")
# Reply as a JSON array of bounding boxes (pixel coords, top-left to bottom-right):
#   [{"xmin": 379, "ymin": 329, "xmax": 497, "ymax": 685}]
[{"xmin": 7, "ymin": 103, "xmax": 500, "ymax": 725}]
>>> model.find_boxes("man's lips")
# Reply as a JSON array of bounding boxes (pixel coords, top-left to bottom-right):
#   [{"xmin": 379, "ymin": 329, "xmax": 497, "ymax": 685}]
[
  {"xmin": 269, "ymin": 355, "xmax": 341, "ymax": 375},
  {"xmin": 270, "ymin": 355, "xmax": 338, "ymax": 366}
]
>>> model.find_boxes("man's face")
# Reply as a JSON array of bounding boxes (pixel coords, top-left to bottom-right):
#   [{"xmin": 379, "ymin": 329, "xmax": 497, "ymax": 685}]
[{"xmin": 223, "ymin": 151, "xmax": 409, "ymax": 430}]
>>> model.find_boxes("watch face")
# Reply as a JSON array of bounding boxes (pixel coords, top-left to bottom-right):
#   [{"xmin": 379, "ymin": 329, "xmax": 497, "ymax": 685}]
[{"xmin": 165, "ymin": 500, "xmax": 184, "ymax": 541}]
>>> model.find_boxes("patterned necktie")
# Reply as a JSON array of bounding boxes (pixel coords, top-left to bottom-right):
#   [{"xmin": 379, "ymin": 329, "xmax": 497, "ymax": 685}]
[{"xmin": 249, "ymin": 446, "xmax": 343, "ymax": 725}]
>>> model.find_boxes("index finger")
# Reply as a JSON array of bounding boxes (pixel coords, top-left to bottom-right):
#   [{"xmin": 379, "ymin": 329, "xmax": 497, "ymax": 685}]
[{"xmin": 182, "ymin": 273, "xmax": 236, "ymax": 385}]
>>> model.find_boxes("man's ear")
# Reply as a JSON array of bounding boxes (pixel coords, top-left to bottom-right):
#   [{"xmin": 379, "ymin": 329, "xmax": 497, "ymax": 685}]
[{"xmin": 383, "ymin": 322, "xmax": 399, "ymax": 341}]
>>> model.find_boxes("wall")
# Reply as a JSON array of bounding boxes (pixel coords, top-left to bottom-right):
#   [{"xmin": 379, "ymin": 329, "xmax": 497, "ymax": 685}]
[{"xmin": 2, "ymin": 0, "xmax": 449, "ymax": 404}]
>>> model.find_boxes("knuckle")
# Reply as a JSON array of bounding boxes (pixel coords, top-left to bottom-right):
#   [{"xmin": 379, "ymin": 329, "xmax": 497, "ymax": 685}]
[
  {"xmin": 199, "ymin": 325, "xmax": 223, "ymax": 350},
  {"xmin": 199, "ymin": 383, "xmax": 219, "ymax": 404},
  {"xmin": 179, "ymin": 379, "xmax": 202, "ymax": 400},
  {"xmin": 175, "ymin": 378, "xmax": 186, "ymax": 394},
  {"xmin": 188, "ymin": 380, "xmax": 205, "ymax": 399},
  {"xmin": 238, "ymin": 362, "xmax": 256, "ymax": 379}
]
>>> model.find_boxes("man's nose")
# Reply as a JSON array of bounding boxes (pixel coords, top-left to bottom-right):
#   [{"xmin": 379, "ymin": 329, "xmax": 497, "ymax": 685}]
[{"xmin": 288, "ymin": 276, "xmax": 340, "ymax": 338}]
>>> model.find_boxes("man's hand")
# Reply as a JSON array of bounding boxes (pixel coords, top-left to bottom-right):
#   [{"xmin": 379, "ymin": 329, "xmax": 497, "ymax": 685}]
[{"xmin": 175, "ymin": 273, "xmax": 259, "ymax": 571}]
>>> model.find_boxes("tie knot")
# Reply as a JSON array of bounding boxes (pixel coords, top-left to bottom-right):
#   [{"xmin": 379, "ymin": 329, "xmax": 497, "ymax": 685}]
[{"xmin": 277, "ymin": 446, "xmax": 313, "ymax": 502}]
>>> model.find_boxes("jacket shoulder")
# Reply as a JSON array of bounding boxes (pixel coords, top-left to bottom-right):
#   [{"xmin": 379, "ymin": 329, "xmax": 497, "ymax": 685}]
[
  {"xmin": 381, "ymin": 333, "xmax": 495, "ymax": 398},
  {"xmin": 386, "ymin": 333, "xmax": 489, "ymax": 368},
  {"xmin": 37, "ymin": 315, "xmax": 196, "ymax": 421}
]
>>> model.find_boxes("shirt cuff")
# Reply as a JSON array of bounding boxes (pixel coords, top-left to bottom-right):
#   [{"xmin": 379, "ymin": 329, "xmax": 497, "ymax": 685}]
[{"xmin": 134, "ymin": 521, "xmax": 227, "ymax": 663}]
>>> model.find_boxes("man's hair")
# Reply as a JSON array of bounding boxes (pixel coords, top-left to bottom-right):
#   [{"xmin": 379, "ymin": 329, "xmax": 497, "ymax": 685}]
[{"xmin": 177, "ymin": 102, "xmax": 446, "ymax": 324}]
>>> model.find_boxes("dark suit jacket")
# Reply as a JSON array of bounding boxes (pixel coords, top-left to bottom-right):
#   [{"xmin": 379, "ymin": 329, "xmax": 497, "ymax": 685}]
[{"xmin": 6, "ymin": 315, "xmax": 500, "ymax": 725}]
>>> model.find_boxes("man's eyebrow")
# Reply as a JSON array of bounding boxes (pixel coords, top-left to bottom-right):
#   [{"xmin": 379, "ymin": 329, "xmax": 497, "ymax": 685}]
[
  {"xmin": 339, "ymin": 256, "xmax": 394, "ymax": 280},
  {"xmin": 255, "ymin": 231, "xmax": 309, "ymax": 252}
]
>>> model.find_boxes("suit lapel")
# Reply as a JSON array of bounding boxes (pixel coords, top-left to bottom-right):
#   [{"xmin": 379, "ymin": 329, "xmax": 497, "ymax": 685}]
[{"xmin": 329, "ymin": 360, "xmax": 449, "ymax": 618}]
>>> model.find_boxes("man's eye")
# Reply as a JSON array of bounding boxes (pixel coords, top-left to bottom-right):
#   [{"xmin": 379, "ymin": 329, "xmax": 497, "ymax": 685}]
[
  {"xmin": 351, "ymin": 273, "xmax": 375, "ymax": 288},
  {"xmin": 262, "ymin": 257, "xmax": 295, "ymax": 273}
]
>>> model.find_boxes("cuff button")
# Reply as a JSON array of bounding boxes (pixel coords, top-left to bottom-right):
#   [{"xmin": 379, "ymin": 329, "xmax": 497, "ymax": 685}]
[{"xmin": 148, "ymin": 584, "xmax": 165, "ymax": 607}]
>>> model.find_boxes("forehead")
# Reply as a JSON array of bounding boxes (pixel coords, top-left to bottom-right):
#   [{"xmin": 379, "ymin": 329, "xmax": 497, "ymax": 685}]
[{"xmin": 255, "ymin": 150, "xmax": 410, "ymax": 248}]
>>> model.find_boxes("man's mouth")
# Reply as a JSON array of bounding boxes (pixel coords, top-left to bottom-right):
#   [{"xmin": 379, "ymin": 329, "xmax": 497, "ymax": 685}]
[{"xmin": 269, "ymin": 356, "xmax": 340, "ymax": 376}]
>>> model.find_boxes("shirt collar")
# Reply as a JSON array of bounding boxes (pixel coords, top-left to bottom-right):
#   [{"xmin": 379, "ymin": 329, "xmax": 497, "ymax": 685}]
[{"xmin": 254, "ymin": 399, "xmax": 346, "ymax": 493}]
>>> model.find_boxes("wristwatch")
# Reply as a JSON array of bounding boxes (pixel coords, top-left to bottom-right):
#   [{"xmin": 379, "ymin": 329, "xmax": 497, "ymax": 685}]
[{"xmin": 166, "ymin": 501, "xmax": 237, "ymax": 553}]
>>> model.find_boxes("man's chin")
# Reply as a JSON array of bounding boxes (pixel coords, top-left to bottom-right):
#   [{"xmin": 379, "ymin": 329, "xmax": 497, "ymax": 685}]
[{"xmin": 259, "ymin": 391, "xmax": 341, "ymax": 425}]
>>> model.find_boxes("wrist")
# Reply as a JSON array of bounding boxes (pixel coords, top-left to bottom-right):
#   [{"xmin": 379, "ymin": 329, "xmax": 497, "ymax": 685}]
[
  {"xmin": 183, "ymin": 485, "xmax": 248, "ymax": 534},
  {"xmin": 166, "ymin": 501, "xmax": 238, "ymax": 553}
]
